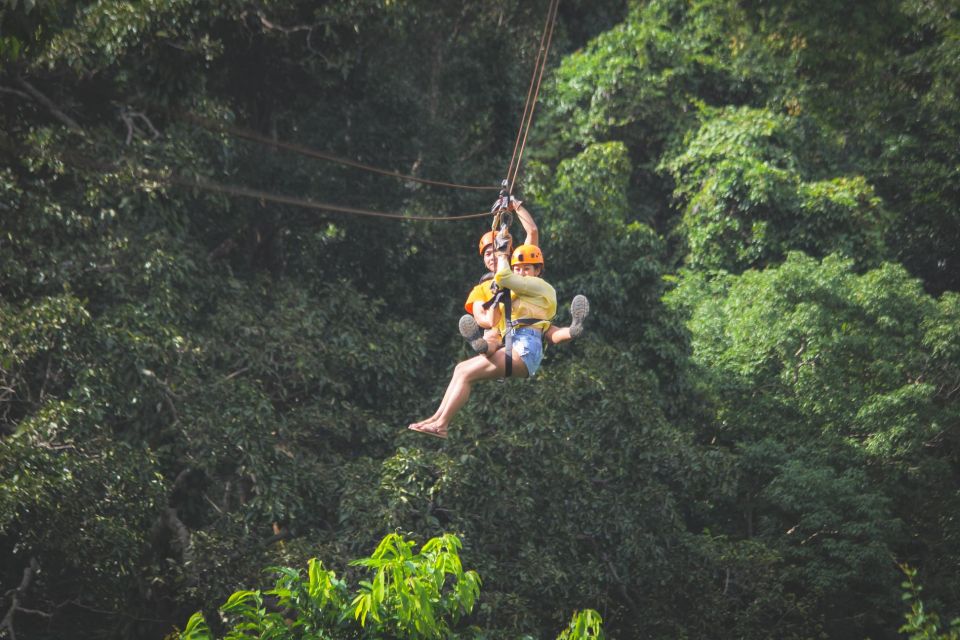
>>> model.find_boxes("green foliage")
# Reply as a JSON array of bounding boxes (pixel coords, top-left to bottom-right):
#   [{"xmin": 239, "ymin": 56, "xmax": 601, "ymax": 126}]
[
  {"xmin": 527, "ymin": 141, "xmax": 661, "ymax": 317},
  {"xmin": 3, "ymin": 0, "xmax": 960, "ymax": 638},
  {"xmin": 669, "ymin": 253, "xmax": 960, "ymax": 634},
  {"xmin": 900, "ymin": 565, "xmax": 960, "ymax": 640},
  {"xmin": 0, "ymin": 403, "xmax": 166, "ymax": 610},
  {"xmin": 673, "ymin": 253, "xmax": 949, "ymax": 453},
  {"xmin": 557, "ymin": 609, "xmax": 604, "ymax": 640},
  {"xmin": 537, "ymin": 0, "xmax": 769, "ymax": 160},
  {"xmin": 663, "ymin": 106, "xmax": 890, "ymax": 271},
  {"xmin": 525, "ymin": 141, "xmax": 695, "ymax": 412},
  {"xmin": 349, "ymin": 533, "xmax": 480, "ymax": 637},
  {"xmin": 179, "ymin": 533, "xmax": 597, "ymax": 640},
  {"xmin": 37, "ymin": 0, "xmax": 210, "ymax": 74}
]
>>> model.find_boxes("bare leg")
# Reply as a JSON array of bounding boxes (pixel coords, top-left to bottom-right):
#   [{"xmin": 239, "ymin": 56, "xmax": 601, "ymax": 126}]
[
  {"xmin": 545, "ymin": 295, "xmax": 590, "ymax": 345},
  {"xmin": 410, "ymin": 350, "xmax": 527, "ymax": 436},
  {"xmin": 409, "ymin": 353, "xmax": 492, "ymax": 430},
  {"xmin": 410, "ymin": 336, "xmax": 502, "ymax": 429},
  {"xmin": 409, "ymin": 356, "xmax": 497, "ymax": 433},
  {"xmin": 409, "ymin": 357, "xmax": 477, "ymax": 428},
  {"xmin": 429, "ymin": 350, "xmax": 527, "ymax": 432},
  {"xmin": 409, "ymin": 363, "xmax": 470, "ymax": 428},
  {"xmin": 545, "ymin": 325, "xmax": 571, "ymax": 345}
]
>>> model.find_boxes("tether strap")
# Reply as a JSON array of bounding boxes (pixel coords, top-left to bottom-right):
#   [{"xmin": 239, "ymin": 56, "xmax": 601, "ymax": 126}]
[
  {"xmin": 482, "ymin": 286, "xmax": 513, "ymax": 378},
  {"xmin": 481, "ymin": 287, "xmax": 503, "ymax": 310},
  {"xmin": 503, "ymin": 288, "xmax": 513, "ymax": 378}
]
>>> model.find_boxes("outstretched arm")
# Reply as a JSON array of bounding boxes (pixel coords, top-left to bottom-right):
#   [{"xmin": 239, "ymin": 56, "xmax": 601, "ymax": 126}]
[{"xmin": 514, "ymin": 202, "xmax": 539, "ymax": 248}]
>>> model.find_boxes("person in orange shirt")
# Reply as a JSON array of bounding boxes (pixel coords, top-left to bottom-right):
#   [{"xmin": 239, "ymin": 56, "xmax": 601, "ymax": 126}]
[
  {"xmin": 459, "ymin": 199, "xmax": 588, "ymax": 354},
  {"xmin": 409, "ymin": 231, "xmax": 560, "ymax": 438}
]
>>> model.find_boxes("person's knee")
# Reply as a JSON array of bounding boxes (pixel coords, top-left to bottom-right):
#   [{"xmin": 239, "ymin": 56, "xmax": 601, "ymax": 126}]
[{"xmin": 454, "ymin": 357, "xmax": 479, "ymax": 377}]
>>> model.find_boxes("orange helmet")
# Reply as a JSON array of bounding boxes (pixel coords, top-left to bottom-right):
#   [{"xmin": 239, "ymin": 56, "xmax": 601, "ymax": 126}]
[
  {"xmin": 478, "ymin": 231, "xmax": 496, "ymax": 255},
  {"xmin": 511, "ymin": 244, "xmax": 544, "ymax": 266}
]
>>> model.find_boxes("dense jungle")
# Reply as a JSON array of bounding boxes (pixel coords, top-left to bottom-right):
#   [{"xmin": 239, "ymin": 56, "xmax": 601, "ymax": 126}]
[{"xmin": 2, "ymin": 0, "xmax": 960, "ymax": 638}]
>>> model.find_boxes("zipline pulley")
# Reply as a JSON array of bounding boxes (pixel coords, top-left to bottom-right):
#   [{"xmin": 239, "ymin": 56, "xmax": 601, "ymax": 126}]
[
  {"xmin": 487, "ymin": 178, "xmax": 515, "ymax": 377},
  {"xmin": 490, "ymin": 179, "xmax": 513, "ymax": 234}
]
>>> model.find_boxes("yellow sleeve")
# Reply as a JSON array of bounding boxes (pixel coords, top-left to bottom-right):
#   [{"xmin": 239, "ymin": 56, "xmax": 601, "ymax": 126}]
[{"xmin": 494, "ymin": 260, "xmax": 557, "ymax": 319}]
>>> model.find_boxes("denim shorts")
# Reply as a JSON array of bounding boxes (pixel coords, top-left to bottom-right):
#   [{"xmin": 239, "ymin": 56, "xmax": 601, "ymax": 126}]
[{"xmin": 509, "ymin": 327, "xmax": 544, "ymax": 377}]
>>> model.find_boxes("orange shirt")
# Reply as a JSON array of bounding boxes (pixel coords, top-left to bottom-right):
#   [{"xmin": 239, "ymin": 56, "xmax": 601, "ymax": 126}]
[{"xmin": 463, "ymin": 279, "xmax": 496, "ymax": 313}]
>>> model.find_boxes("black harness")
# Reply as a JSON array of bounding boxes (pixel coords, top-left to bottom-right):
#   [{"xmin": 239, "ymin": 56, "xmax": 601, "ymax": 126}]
[
  {"xmin": 481, "ymin": 282, "xmax": 543, "ymax": 378},
  {"xmin": 483, "ymin": 179, "xmax": 541, "ymax": 378}
]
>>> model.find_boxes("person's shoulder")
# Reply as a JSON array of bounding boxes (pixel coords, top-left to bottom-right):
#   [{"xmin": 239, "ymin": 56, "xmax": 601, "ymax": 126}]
[
  {"xmin": 466, "ymin": 277, "xmax": 494, "ymax": 299},
  {"xmin": 533, "ymin": 275, "xmax": 556, "ymax": 293}
]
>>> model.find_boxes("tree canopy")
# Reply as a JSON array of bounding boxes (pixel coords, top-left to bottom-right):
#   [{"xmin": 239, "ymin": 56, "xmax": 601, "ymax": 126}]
[{"xmin": 2, "ymin": 0, "xmax": 959, "ymax": 638}]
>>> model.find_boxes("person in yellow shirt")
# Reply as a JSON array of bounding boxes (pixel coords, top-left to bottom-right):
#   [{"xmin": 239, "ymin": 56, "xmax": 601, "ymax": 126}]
[
  {"xmin": 459, "ymin": 200, "xmax": 589, "ymax": 354},
  {"xmin": 409, "ymin": 233, "xmax": 558, "ymax": 438}
]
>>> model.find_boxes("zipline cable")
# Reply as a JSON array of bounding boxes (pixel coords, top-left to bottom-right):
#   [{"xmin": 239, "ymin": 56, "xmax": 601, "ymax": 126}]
[
  {"xmin": 13, "ymin": 1, "xmax": 561, "ymax": 223},
  {"xmin": 164, "ymin": 173, "xmax": 491, "ymax": 221},
  {"xmin": 174, "ymin": 0, "xmax": 560, "ymax": 202},
  {"xmin": 507, "ymin": 0, "xmax": 560, "ymax": 194},
  {"xmin": 175, "ymin": 112, "xmax": 499, "ymax": 192},
  {"xmin": 60, "ymin": 152, "xmax": 491, "ymax": 221},
  {"xmin": 504, "ymin": 0, "xmax": 555, "ymax": 187}
]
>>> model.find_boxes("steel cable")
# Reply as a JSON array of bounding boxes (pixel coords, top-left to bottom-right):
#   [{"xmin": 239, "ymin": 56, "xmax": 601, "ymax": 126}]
[{"xmin": 176, "ymin": 112, "xmax": 499, "ymax": 192}]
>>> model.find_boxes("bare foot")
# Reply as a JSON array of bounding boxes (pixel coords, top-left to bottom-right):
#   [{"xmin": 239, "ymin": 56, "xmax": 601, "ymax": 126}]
[
  {"xmin": 408, "ymin": 414, "xmax": 439, "ymax": 429},
  {"xmin": 408, "ymin": 422, "xmax": 448, "ymax": 439}
]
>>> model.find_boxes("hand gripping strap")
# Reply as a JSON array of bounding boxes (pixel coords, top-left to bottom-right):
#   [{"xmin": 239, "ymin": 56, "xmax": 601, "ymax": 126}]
[{"xmin": 481, "ymin": 285, "xmax": 513, "ymax": 378}]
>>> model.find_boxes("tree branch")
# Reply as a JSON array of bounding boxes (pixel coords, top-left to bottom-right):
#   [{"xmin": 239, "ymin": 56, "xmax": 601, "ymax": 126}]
[
  {"xmin": 118, "ymin": 107, "xmax": 160, "ymax": 145},
  {"xmin": 15, "ymin": 78, "xmax": 85, "ymax": 134},
  {"xmin": 161, "ymin": 507, "xmax": 197, "ymax": 587},
  {"xmin": 0, "ymin": 85, "xmax": 31, "ymax": 100},
  {"xmin": 207, "ymin": 237, "xmax": 238, "ymax": 261},
  {"xmin": 601, "ymin": 553, "xmax": 639, "ymax": 610},
  {"xmin": 253, "ymin": 10, "xmax": 315, "ymax": 34},
  {"xmin": 1, "ymin": 557, "xmax": 41, "ymax": 640},
  {"xmin": 203, "ymin": 492, "xmax": 224, "ymax": 514},
  {"xmin": 163, "ymin": 507, "xmax": 193, "ymax": 564},
  {"xmin": 171, "ymin": 468, "xmax": 192, "ymax": 492},
  {"xmin": 222, "ymin": 366, "xmax": 249, "ymax": 382},
  {"xmin": 800, "ymin": 528, "xmax": 841, "ymax": 545},
  {"xmin": 58, "ymin": 599, "xmax": 166, "ymax": 623}
]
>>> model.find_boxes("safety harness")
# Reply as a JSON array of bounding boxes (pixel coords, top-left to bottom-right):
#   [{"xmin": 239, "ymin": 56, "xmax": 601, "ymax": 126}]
[
  {"xmin": 489, "ymin": 181, "xmax": 516, "ymax": 377},
  {"xmin": 486, "ymin": 181, "xmax": 550, "ymax": 377},
  {"xmin": 481, "ymin": 285, "xmax": 546, "ymax": 378}
]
